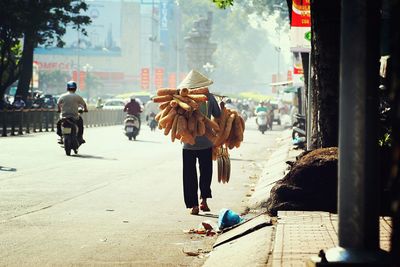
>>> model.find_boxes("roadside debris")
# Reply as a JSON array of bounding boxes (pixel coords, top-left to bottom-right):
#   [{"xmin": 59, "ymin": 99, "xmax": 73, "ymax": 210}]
[
  {"xmin": 184, "ymin": 220, "xmax": 219, "ymax": 236},
  {"xmin": 265, "ymin": 147, "xmax": 338, "ymax": 216},
  {"xmin": 218, "ymin": 208, "xmax": 243, "ymax": 230}
]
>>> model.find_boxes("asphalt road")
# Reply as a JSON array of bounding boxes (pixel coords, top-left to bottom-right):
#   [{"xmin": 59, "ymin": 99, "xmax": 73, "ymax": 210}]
[{"xmin": 0, "ymin": 118, "xmax": 284, "ymax": 267}]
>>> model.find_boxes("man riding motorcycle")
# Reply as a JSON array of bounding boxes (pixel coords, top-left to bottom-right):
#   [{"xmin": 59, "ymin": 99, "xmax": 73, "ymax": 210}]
[
  {"xmin": 124, "ymin": 96, "xmax": 143, "ymax": 128},
  {"xmin": 56, "ymin": 81, "xmax": 88, "ymax": 144},
  {"xmin": 255, "ymin": 101, "xmax": 273, "ymax": 129}
]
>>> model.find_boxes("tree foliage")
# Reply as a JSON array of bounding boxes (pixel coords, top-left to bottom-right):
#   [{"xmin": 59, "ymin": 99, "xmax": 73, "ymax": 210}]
[
  {"xmin": 211, "ymin": 0, "xmax": 234, "ymax": 9},
  {"xmin": 39, "ymin": 70, "xmax": 70, "ymax": 94},
  {"xmin": 0, "ymin": 0, "xmax": 91, "ymax": 102},
  {"xmin": 179, "ymin": 0, "xmax": 278, "ymax": 93},
  {"xmin": 212, "ymin": 0, "xmax": 290, "ymax": 23},
  {"xmin": 0, "ymin": 1, "xmax": 24, "ymax": 100}
]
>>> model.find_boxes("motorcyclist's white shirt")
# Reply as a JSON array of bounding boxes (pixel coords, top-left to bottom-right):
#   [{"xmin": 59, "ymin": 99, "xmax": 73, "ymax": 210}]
[{"xmin": 58, "ymin": 92, "xmax": 86, "ymax": 119}]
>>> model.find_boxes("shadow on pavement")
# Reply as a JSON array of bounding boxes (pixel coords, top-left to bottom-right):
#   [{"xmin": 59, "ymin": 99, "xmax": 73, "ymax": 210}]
[
  {"xmin": 230, "ymin": 158, "xmax": 255, "ymax": 162},
  {"xmin": 195, "ymin": 213, "xmax": 219, "ymax": 218},
  {"xmin": 132, "ymin": 139, "xmax": 162, "ymax": 144},
  {"xmin": 71, "ymin": 154, "xmax": 117, "ymax": 160},
  {"xmin": 0, "ymin": 166, "xmax": 17, "ymax": 172}
]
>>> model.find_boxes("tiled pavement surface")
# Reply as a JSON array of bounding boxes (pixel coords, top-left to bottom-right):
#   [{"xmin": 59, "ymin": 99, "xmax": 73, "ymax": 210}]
[{"xmin": 270, "ymin": 211, "xmax": 392, "ymax": 266}]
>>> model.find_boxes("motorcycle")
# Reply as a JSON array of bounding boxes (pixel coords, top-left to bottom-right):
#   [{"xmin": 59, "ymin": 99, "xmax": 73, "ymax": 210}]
[
  {"xmin": 240, "ymin": 110, "xmax": 248, "ymax": 122},
  {"xmin": 147, "ymin": 112, "xmax": 157, "ymax": 131},
  {"xmin": 292, "ymin": 113, "xmax": 306, "ymax": 148},
  {"xmin": 60, "ymin": 117, "xmax": 81, "ymax": 156},
  {"xmin": 256, "ymin": 111, "xmax": 268, "ymax": 134},
  {"xmin": 124, "ymin": 115, "xmax": 140, "ymax": 140}
]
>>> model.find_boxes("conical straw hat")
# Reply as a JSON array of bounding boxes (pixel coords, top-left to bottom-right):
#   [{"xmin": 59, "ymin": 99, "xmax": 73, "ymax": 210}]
[{"xmin": 177, "ymin": 70, "xmax": 213, "ymax": 89}]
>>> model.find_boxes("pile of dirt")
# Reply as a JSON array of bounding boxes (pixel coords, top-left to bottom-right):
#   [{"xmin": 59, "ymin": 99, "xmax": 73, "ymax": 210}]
[{"xmin": 265, "ymin": 147, "xmax": 338, "ymax": 216}]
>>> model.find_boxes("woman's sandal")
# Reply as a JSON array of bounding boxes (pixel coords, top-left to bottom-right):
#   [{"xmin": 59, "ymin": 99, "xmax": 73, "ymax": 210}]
[
  {"xmin": 190, "ymin": 206, "xmax": 199, "ymax": 215},
  {"xmin": 200, "ymin": 203, "xmax": 210, "ymax": 212}
]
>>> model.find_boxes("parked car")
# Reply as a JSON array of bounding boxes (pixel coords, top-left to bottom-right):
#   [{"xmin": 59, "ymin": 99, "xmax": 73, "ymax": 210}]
[
  {"xmin": 102, "ymin": 99, "xmax": 126, "ymax": 110},
  {"xmin": 32, "ymin": 94, "xmax": 57, "ymax": 109}
]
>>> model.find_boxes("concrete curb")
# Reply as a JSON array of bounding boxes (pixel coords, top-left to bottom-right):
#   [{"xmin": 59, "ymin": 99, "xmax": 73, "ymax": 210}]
[
  {"xmin": 202, "ymin": 129, "xmax": 301, "ymax": 267},
  {"xmin": 247, "ymin": 129, "xmax": 298, "ymax": 209}
]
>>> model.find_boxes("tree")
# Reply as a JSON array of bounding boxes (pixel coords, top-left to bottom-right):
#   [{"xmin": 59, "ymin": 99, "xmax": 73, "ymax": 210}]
[
  {"xmin": 179, "ymin": 0, "xmax": 278, "ymax": 93},
  {"xmin": 39, "ymin": 70, "xmax": 70, "ymax": 95},
  {"xmin": 1, "ymin": 1, "xmax": 91, "ymax": 101},
  {"xmin": 211, "ymin": 0, "xmax": 341, "ymax": 148},
  {"xmin": 0, "ymin": 1, "xmax": 24, "ymax": 102},
  {"xmin": 311, "ymin": 1, "xmax": 340, "ymax": 147}
]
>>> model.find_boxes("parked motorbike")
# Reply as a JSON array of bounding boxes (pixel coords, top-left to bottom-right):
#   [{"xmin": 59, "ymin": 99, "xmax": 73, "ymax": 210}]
[
  {"xmin": 292, "ymin": 113, "xmax": 306, "ymax": 148},
  {"xmin": 256, "ymin": 111, "xmax": 268, "ymax": 134},
  {"xmin": 124, "ymin": 115, "xmax": 140, "ymax": 140},
  {"xmin": 60, "ymin": 117, "xmax": 81, "ymax": 156}
]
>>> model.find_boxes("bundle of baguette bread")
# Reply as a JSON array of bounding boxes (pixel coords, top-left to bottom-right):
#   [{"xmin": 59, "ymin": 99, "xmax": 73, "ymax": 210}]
[
  {"xmin": 152, "ymin": 87, "xmax": 220, "ymax": 145},
  {"xmin": 212, "ymin": 102, "xmax": 245, "ymax": 183},
  {"xmin": 153, "ymin": 87, "xmax": 245, "ymax": 183}
]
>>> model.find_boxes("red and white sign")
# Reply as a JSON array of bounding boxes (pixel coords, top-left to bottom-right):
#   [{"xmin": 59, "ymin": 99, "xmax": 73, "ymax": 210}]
[
  {"xmin": 141, "ymin": 68, "xmax": 150, "ymax": 90},
  {"xmin": 154, "ymin": 68, "xmax": 164, "ymax": 89},
  {"xmin": 290, "ymin": 0, "xmax": 311, "ymax": 52},
  {"xmin": 292, "ymin": 51, "xmax": 304, "ymax": 85},
  {"xmin": 37, "ymin": 61, "xmax": 71, "ymax": 71}
]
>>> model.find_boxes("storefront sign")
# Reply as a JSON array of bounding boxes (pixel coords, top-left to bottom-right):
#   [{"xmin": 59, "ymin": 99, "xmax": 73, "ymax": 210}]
[
  {"xmin": 290, "ymin": 0, "xmax": 311, "ymax": 52},
  {"xmin": 292, "ymin": 51, "xmax": 304, "ymax": 85}
]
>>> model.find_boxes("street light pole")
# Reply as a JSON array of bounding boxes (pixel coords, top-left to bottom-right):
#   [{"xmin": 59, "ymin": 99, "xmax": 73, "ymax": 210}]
[
  {"xmin": 151, "ymin": 0, "xmax": 155, "ymax": 94},
  {"xmin": 76, "ymin": 28, "xmax": 80, "ymax": 89},
  {"xmin": 82, "ymin": 63, "xmax": 93, "ymax": 103},
  {"xmin": 176, "ymin": 0, "xmax": 181, "ymax": 85}
]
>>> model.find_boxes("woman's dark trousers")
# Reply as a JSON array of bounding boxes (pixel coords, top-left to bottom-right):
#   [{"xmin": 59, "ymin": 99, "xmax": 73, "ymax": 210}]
[{"xmin": 182, "ymin": 148, "xmax": 213, "ymax": 208}]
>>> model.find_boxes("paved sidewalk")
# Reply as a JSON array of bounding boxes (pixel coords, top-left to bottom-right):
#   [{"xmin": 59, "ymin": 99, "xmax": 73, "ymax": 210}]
[
  {"xmin": 203, "ymin": 130, "xmax": 393, "ymax": 267},
  {"xmin": 272, "ymin": 211, "xmax": 391, "ymax": 266}
]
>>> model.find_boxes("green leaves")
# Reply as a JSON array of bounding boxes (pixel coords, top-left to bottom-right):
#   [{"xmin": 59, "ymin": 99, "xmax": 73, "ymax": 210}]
[
  {"xmin": 0, "ymin": 0, "xmax": 91, "ymax": 100},
  {"xmin": 211, "ymin": 0, "xmax": 235, "ymax": 9}
]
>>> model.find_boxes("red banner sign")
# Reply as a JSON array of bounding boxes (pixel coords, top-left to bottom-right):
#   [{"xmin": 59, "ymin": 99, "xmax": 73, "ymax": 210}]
[
  {"xmin": 154, "ymin": 68, "xmax": 164, "ymax": 89},
  {"xmin": 141, "ymin": 68, "xmax": 150, "ymax": 90},
  {"xmin": 290, "ymin": 0, "xmax": 311, "ymax": 52},
  {"xmin": 292, "ymin": 0, "xmax": 311, "ymax": 27},
  {"xmin": 72, "ymin": 71, "xmax": 86, "ymax": 90}
]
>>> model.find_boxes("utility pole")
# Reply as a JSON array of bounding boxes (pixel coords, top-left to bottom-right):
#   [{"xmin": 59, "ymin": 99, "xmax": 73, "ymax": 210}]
[
  {"xmin": 150, "ymin": 0, "xmax": 155, "ymax": 94},
  {"xmin": 176, "ymin": 0, "xmax": 180, "ymax": 85}
]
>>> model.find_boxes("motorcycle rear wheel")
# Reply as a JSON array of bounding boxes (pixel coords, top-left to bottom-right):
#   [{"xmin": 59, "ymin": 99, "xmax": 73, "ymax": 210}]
[{"xmin": 64, "ymin": 136, "xmax": 72, "ymax": 156}]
